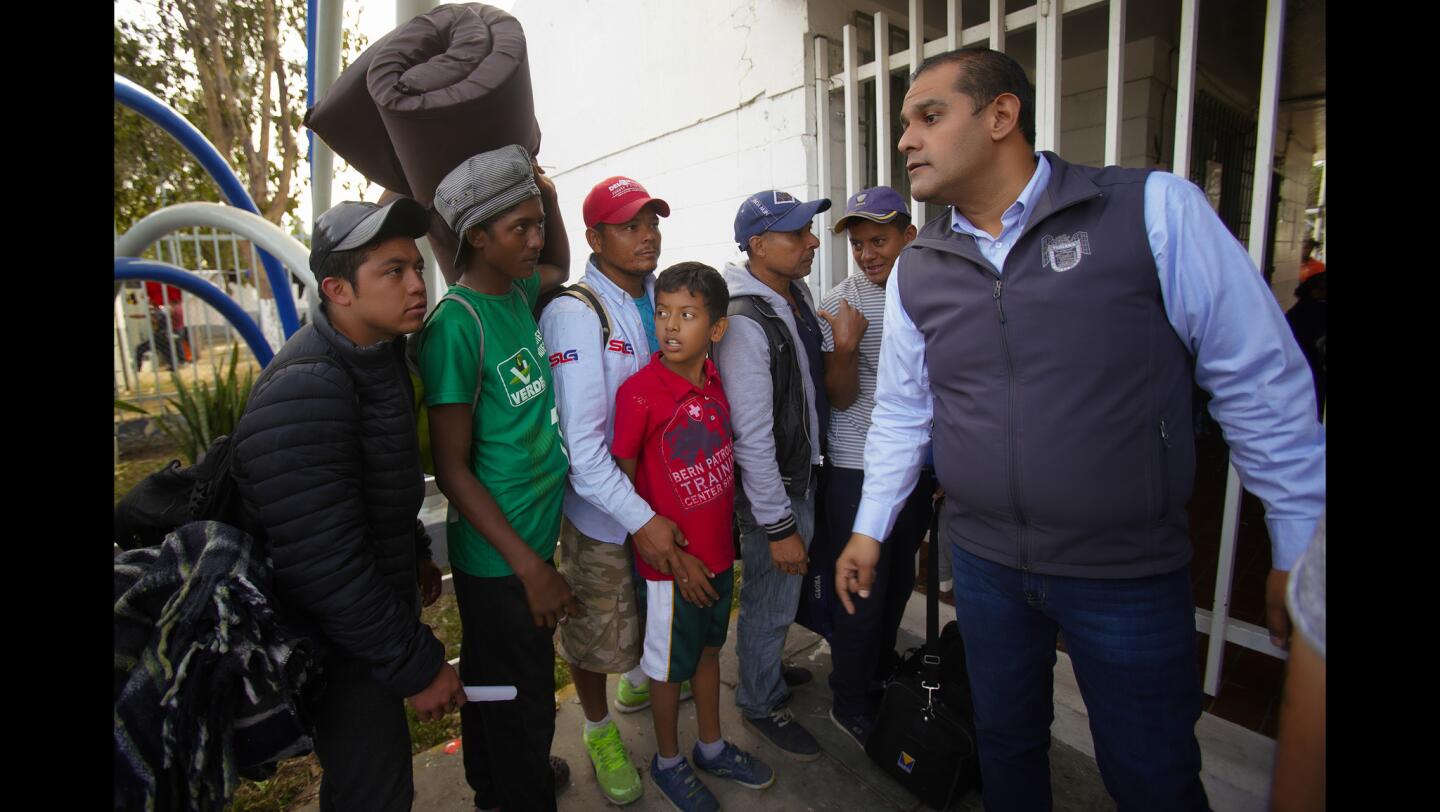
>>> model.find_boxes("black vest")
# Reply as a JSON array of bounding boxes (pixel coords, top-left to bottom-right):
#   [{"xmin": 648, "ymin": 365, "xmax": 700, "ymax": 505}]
[
  {"xmin": 898, "ymin": 152, "xmax": 1195, "ymax": 579},
  {"xmin": 727, "ymin": 294, "xmax": 811, "ymax": 497}
]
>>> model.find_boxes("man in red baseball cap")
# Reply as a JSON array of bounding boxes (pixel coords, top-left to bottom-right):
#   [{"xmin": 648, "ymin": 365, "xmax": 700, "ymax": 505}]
[{"xmin": 540, "ymin": 175, "xmax": 700, "ymax": 805}]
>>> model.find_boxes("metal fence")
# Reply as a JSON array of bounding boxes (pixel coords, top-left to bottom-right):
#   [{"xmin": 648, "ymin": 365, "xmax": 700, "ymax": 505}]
[{"xmin": 114, "ymin": 227, "xmax": 303, "ymax": 403}]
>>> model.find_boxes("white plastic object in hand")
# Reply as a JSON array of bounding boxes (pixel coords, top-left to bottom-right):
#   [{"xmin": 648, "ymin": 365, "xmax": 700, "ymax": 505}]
[{"xmin": 464, "ymin": 685, "xmax": 518, "ymax": 702}]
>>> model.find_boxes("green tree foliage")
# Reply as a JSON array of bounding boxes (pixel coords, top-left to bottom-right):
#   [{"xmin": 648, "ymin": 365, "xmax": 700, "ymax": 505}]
[
  {"xmin": 114, "ymin": 0, "xmax": 307, "ymax": 235},
  {"xmin": 114, "ymin": 21, "xmax": 223, "ymax": 239}
]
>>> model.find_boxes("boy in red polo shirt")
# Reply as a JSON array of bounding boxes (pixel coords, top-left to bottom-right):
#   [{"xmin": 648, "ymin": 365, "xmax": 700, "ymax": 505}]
[{"xmin": 613, "ymin": 262, "xmax": 776, "ymax": 809}]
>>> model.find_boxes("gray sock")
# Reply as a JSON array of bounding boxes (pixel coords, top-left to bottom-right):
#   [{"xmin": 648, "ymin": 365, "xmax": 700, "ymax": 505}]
[
  {"xmin": 697, "ymin": 737, "xmax": 725, "ymax": 760},
  {"xmin": 657, "ymin": 752, "xmax": 685, "ymax": 770}
]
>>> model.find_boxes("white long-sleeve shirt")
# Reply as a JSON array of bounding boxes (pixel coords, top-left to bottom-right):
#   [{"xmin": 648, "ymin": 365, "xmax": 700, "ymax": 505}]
[{"xmin": 537, "ymin": 259, "xmax": 657, "ymax": 543}]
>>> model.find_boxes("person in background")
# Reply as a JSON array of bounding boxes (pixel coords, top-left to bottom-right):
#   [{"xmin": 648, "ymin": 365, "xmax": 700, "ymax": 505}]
[
  {"xmin": 1270, "ymin": 515, "xmax": 1325, "ymax": 812},
  {"xmin": 1286, "ymin": 270, "xmax": 1326, "ymax": 418},
  {"xmin": 1298, "ymin": 237, "xmax": 1326, "ymax": 283},
  {"xmin": 816, "ymin": 186, "xmax": 936, "ymax": 748}
]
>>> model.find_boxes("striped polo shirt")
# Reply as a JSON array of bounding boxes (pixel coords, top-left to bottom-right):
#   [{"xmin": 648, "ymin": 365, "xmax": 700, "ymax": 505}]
[{"xmin": 817, "ymin": 271, "xmax": 888, "ymax": 469}]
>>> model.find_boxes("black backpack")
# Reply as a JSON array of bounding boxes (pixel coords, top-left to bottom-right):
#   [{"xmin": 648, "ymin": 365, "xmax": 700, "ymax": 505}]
[
  {"xmin": 864, "ymin": 499, "xmax": 982, "ymax": 809},
  {"xmin": 114, "ymin": 433, "xmax": 244, "ymax": 552},
  {"xmin": 113, "ymin": 354, "xmax": 339, "ymax": 551}
]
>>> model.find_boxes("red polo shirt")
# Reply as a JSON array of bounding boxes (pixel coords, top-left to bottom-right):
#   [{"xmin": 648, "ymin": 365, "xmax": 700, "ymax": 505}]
[{"xmin": 612, "ymin": 353, "xmax": 736, "ymax": 581}]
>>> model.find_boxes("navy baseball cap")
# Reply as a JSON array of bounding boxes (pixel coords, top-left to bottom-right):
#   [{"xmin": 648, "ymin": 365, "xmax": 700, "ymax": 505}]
[
  {"xmin": 831, "ymin": 186, "xmax": 911, "ymax": 233},
  {"xmin": 734, "ymin": 189, "xmax": 832, "ymax": 252}
]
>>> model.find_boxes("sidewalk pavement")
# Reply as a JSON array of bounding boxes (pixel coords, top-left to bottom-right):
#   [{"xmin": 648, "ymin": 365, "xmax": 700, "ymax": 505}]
[{"xmin": 298, "ymin": 574, "xmax": 1274, "ymax": 812}]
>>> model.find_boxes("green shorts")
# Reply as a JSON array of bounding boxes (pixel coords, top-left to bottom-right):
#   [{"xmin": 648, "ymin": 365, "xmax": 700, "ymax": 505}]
[{"xmin": 640, "ymin": 567, "xmax": 734, "ymax": 683}]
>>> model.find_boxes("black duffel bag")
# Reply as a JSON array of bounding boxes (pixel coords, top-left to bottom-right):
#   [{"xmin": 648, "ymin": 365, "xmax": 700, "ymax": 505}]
[{"xmin": 864, "ymin": 498, "xmax": 981, "ymax": 809}]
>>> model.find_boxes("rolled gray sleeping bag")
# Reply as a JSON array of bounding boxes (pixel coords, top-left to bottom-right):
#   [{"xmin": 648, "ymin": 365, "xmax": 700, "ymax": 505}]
[
  {"xmin": 302, "ymin": 28, "xmax": 411, "ymax": 197},
  {"xmin": 305, "ymin": 3, "xmax": 542, "ymax": 281}
]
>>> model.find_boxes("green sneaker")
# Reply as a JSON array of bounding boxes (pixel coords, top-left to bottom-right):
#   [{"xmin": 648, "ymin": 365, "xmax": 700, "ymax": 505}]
[
  {"xmin": 614, "ymin": 674, "xmax": 651, "ymax": 713},
  {"xmin": 613, "ymin": 676, "xmax": 693, "ymax": 713},
  {"xmin": 584, "ymin": 720, "xmax": 643, "ymax": 805}
]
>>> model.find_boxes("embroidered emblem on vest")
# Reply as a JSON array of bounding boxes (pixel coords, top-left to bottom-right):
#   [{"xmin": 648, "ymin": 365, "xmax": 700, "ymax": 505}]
[{"xmin": 1041, "ymin": 231, "xmax": 1091, "ymax": 272}]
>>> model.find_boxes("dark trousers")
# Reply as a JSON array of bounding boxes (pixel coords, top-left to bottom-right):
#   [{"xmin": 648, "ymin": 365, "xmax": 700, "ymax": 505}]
[
  {"xmin": 312, "ymin": 657, "xmax": 414, "ymax": 812},
  {"xmin": 825, "ymin": 464, "xmax": 935, "ymax": 718},
  {"xmin": 950, "ymin": 544, "xmax": 1210, "ymax": 812},
  {"xmin": 453, "ymin": 568, "xmax": 558, "ymax": 812}
]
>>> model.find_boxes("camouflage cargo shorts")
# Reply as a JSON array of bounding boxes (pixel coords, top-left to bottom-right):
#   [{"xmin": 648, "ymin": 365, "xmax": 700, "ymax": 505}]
[{"xmin": 556, "ymin": 518, "xmax": 642, "ymax": 673}]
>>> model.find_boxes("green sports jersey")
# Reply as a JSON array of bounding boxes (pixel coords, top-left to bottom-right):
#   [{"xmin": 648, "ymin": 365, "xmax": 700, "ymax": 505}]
[{"xmin": 416, "ymin": 273, "xmax": 569, "ymax": 577}]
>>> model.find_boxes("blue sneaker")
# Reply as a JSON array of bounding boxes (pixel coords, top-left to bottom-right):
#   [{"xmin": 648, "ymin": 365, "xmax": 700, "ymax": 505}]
[
  {"xmin": 649, "ymin": 754, "xmax": 719, "ymax": 812},
  {"xmin": 692, "ymin": 740, "xmax": 776, "ymax": 790}
]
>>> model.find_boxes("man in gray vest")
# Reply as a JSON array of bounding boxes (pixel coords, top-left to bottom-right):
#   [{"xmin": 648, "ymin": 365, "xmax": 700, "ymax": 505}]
[
  {"xmin": 835, "ymin": 48, "xmax": 1325, "ymax": 811},
  {"xmin": 816, "ymin": 187, "xmax": 936, "ymax": 750}
]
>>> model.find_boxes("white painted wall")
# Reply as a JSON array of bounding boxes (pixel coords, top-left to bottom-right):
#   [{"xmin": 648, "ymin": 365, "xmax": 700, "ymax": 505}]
[
  {"xmin": 504, "ymin": 0, "xmax": 1316, "ymax": 310},
  {"xmin": 1058, "ymin": 36, "xmax": 1175, "ymax": 169},
  {"xmin": 510, "ymin": 0, "xmax": 819, "ymax": 278}
]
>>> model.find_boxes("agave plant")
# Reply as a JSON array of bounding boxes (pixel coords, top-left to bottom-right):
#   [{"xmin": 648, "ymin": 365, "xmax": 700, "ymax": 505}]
[{"xmin": 114, "ymin": 345, "xmax": 256, "ymax": 464}]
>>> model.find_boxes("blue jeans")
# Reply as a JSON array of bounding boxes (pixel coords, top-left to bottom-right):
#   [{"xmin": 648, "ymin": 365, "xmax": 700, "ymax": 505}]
[
  {"xmin": 950, "ymin": 544, "xmax": 1210, "ymax": 812},
  {"xmin": 734, "ymin": 471, "xmax": 816, "ymax": 719}
]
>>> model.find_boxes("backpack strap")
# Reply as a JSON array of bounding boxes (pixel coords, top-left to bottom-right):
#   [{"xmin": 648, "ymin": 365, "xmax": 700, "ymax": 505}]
[
  {"xmin": 409, "ymin": 293, "xmax": 485, "ymax": 411},
  {"xmin": 540, "ymin": 282, "xmax": 612, "ymax": 345}
]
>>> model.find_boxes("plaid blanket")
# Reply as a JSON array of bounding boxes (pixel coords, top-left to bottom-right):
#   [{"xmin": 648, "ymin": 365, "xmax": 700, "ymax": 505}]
[{"xmin": 114, "ymin": 521, "xmax": 322, "ymax": 811}]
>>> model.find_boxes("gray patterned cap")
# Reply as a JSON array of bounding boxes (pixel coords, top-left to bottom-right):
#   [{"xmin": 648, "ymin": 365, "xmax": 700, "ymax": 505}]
[{"xmin": 433, "ymin": 144, "xmax": 541, "ymax": 268}]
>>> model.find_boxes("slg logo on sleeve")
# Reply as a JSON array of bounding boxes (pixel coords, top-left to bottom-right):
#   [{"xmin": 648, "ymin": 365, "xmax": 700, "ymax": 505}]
[
  {"xmin": 549, "ymin": 349, "xmax": 579, "ymax": 367},
  {"xmin": 607, "ymin": 339, "xmax": 635, "ymax": 356},
  {"xmin": 497, "ymin": 348, "xmax": 547, "ymax": 407}
]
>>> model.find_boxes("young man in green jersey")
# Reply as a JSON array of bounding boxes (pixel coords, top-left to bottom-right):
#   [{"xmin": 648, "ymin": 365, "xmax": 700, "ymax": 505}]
[{"xmin": 417, "ymin": 144, "xmax": 573, "ymax": 812}]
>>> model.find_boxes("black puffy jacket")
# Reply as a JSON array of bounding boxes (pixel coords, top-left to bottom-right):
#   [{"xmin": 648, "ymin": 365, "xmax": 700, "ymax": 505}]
[{"xmin": 232, "ymin": 307, "xmax": 444, "ymax": 698}]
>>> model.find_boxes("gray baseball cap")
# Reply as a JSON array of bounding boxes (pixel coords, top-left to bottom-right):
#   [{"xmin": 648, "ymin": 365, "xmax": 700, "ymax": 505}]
[
  {"xmin": 433, "ymin": 144, "xmax": 541, "ymax": 269},
  {"xmin": 309, "ymin": 198, "xmax": 430, "ymax": 275}
]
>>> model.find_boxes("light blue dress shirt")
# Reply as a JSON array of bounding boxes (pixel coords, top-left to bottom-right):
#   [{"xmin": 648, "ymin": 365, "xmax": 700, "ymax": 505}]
[{"xmin": 853, "ymin": 154, "xmax": 1325, "ymax": 570}]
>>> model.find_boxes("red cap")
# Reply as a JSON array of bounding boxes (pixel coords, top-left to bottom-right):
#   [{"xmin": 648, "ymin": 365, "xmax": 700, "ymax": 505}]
[{"xmin": 582, "ymin": 176, "xmax": 671, "ymax": 229}]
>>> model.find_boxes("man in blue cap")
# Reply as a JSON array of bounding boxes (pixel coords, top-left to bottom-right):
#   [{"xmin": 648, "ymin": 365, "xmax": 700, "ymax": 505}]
[
  {"xmin": 713, "ymin": 189, "xmax": 831, "ymax": 761},
  {"xmin": 816, "ymin": 187, "xmax": 935, "ymax": 749}
]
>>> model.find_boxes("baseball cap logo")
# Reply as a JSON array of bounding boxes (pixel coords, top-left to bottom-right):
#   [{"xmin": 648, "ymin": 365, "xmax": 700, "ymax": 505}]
[
  {"xmin": 856, "ymin": 193, "xmax": 867, "ymax": 203},
  {"xmin": 608, "ymin": 178, "xmax": 640, "ymax": 198},
  {"xmin": 772, "ymin": 190, "xmax": 795, "ymax": 205}
]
